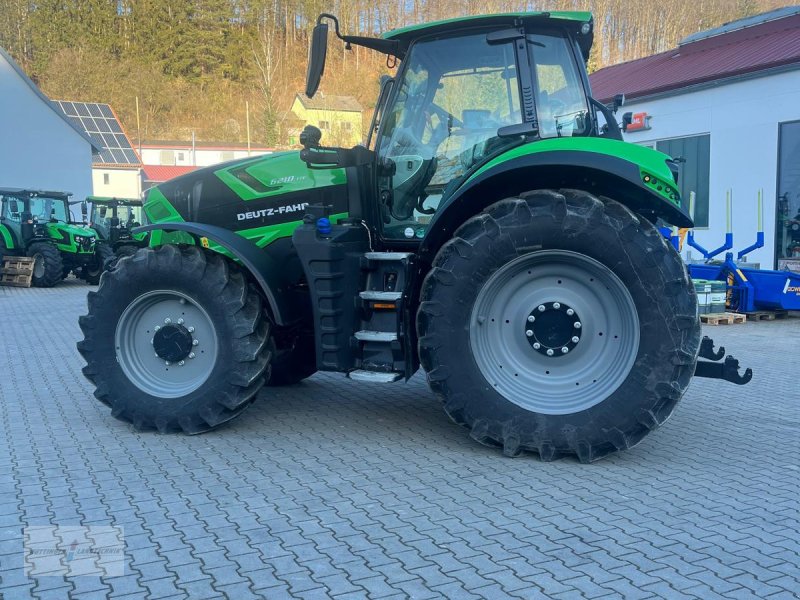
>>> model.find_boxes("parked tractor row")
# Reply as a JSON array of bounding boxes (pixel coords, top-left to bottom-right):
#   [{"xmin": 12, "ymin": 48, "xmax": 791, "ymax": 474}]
[{"xmin": 0, "ymin": 189, "xmax": 147, "ymax": 287}]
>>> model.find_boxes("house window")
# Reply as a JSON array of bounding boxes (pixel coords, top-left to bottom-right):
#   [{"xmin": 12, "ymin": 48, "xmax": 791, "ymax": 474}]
[
  {"xmin": 177, "ymin": 152, "xmax": 185, "ymax": 161},
  {"xmin": 319, "ymin": 121, "xmax": 330, "ymax": 129},
  {"xmin": 656, "ymin": 135, "xmax": 710, "ymax": 228},
  {"xmin": 341, "ymin": 121, "xmax": 352, "ymax": 131},
  {"xmin": 103, "ymin": 173, "xmax": 110, "ymax": 185},
  {"xmin": 220, "ymin": 151, "xmax": 235, "ymax": 162},
  {"xmin": 160, "ymin": 150, "xmax": 175, "ymax": 165}
]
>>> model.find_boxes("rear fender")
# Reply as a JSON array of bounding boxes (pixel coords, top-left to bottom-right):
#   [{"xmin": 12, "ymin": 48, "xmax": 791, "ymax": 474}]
[
  {"xmin": 418, "ymin": 151, "xmax": 693, "ymax": 263},
  {"xmin": 134, "ymin": 222, "xmax": 307, "ymax": 326}
]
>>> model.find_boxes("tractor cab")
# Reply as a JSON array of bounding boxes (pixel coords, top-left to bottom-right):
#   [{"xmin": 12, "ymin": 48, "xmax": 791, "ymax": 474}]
[
  {"xmin": 0, "ymin": 189, "xmax": 76, "ymax": 245},
  {"xmin": 87, "ymin": 196, "xmax": 145, "ymax": 244},
  {"xmin": 299, "ymin": 12, "xmax": 632, "ymax": 244}
]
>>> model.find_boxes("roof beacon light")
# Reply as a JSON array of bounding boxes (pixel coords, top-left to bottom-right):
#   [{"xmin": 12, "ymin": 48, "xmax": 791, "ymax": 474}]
[{"xmin": 581, "ymin": 22, "xmax": 591, "ymax": 35}]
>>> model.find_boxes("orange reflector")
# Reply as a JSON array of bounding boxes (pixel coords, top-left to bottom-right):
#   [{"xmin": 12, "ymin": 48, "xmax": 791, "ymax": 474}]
[{"xmin": 372, "ymin": 303, "xmax": 396, "ymax": 310}]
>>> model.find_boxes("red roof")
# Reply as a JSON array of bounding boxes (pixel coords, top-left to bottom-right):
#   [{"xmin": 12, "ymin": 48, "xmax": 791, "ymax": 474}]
[
  {"xmin": 142, "ymin": 165, "xmax": 197, "ymax": 183},
  {"xmin": 590, "ymin": 11, "xmax": 800, "ymax": 102}
]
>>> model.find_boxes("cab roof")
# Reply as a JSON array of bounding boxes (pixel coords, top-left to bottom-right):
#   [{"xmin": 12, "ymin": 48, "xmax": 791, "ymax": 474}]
[
  {"xmin": 382, "ymin": 11, "xmax": 593, "ymax": 59},
  {"xmin": 0, "ymin": 188, "xmax": 72, "ymax": 199},
  {"xmin": 87, "ymin": 195, "xmax": 142, "ymax": 205}
]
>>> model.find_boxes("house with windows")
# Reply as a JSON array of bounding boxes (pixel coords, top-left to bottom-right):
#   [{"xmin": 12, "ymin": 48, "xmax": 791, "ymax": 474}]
[
  {"xmin": 590, "ymin": 6, "xmax": 800, "ymax": 271},
  {"xmin": 0, "ymin": 48, "xmax": 97, "ymax": 213},
  {"xmin": 52, "ymin": 100, "xmax": 143, "ymax": 200},
  {"xmin": 290, "ymin": 93, "xmax": 363, "ymax": 147},
  {"xmin": 140, "ymin": 141, "xmax": 272, "ymax": 170}
]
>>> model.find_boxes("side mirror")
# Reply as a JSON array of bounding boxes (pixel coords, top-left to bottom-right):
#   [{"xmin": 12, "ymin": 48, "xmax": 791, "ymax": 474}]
[
  {"xmin": 621, "ymin": 112, "xmax": 633, "ymax": 132},
  {"xmin": 305, "ymin": 22, "xmax": 329, "ymax": 98},
  {"xmin": 612, "ymin": 93, "xmax": 626, "ymax": 114},
  {"xmin": 8, "ymin": 200, "xmax": 19, "ymax": 213},
  {"xmin": 300, "ymin": 125, "xmax": 322, "ymax": 149},
  {"xmin": 81, "ymin": 201, "xmax": 88, "ymax": 218},
  {"xmin": 99, "ymin": 206, "xmax": 108, "ymax": 218}
]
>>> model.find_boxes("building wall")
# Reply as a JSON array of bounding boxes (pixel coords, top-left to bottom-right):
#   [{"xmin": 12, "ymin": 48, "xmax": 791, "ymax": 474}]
[
  {"xmin": 0, "ymin": 53, "xmax": 94, "ymax": 218},
  {"xmin": 140, "ymin": 147, "xmax": 271, "ymax": 168},
  {"xmin": 291, "ymin": 98, "xmax": 363, "ymax": 146},
  {"xmin": 616, "ymin": 69, "xmax": 800, "ymax": 268},
  {"xmin": 92, "ymin": 168, "xmax": 142, "ymax": 199}
]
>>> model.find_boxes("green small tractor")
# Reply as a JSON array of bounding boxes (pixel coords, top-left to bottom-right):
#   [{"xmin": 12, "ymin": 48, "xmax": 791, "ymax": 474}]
[
  {"xmin": 79, "ymin": 11, "xmax": 750, "ymax": 461},
  {"xmin": 0, "ymin": 188, "xmax": 101, "ymax": 287},
  {"xmin": 86, "ymin": 196, "xmax": 149, "ymax": 265}
]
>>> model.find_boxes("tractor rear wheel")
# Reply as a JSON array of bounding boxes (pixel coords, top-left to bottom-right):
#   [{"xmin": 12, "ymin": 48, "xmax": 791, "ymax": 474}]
[
  {"xmin": 78, "ymin": 245, "xmax": 272, "ymax": 434},
  {"xmin": 82, "ymin": 244, "xmax": 115, "ymax": 284},
  {"xmin": 27, "ymin": 242, "xmax": 63, "ymax": 287},
  {"xmin": 417, "ymin": 189, "xmax": 700, "ymax": 462},
  {"xmin": 267, "ymin": 331, "xmax": 316, "ymax": 386}
]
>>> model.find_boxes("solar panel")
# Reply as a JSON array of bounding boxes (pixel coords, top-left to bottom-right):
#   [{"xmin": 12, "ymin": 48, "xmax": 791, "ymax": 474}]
[{"xmin": 53, "ymin": 100, "xmax": 141, "ymax": 166}]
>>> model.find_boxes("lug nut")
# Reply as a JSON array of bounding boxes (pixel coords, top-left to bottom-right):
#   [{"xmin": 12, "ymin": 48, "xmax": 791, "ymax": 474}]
[
  {"xmin": 165, "ymin": 361, "xmax": 171, "ymax": 366},
  {"xmin": 155, "ymin": 353, "xmax": 159, "ymax": 358},
  {"xmin": 178, "ymin": 360, "xmax": 185, "ymax": 366},
  {"xmin": 553, "ymin": 302, "xmax": 561, "ymax": 309},
  {"xmin": 574, "ymin": 322, "xmax": 582, "ymax": 329},
  {"xmin": 189, "ymin": 352, "xmax": 196, "ymax": 359},
  {"xmin": 164, "ymin": 318, "xmax": 171, "ymax": 324},
  {"xmin": 538, "ymin": 305, "xmax": 546, "ymax": 312},
  {"xmin": 561, "ymin": 347, "xmax": 569, "ymax": 354},
  {"xmin": 188, "ymin": 326, "xmax": 195, "ymax": 333},
  {"xmin": 151, "ymin": 338, "xmax": 154, "ymax": 345},
  {"xmin": 546, "ymin": 349, "xmax": 554, "ymax": 356},
  {"xmin": 527, "ymin": 315, "xmax": 535, "ymax": 323},
  {"xmin": 192, "ymin": 339, "xmax": 199, "ymax": 346},
  {"xmin": 154, "ymin": 325, "xmax": 161, "ymax": 331},
  {"xmin": 533, "ymin": 342, "xmax": 541, "ymax": 350},
  {"xmin": 572, "ymin": 336, "xmax": 580, "ymax": 343},
  {"xmin": 566, "ymin": 309, "xmax": 575, "ymax": 316},
  {"xmin": 178, "ymin": 318, "xmax": 184, "ymax": 325},
  {"xmin": 525, "ymin": 330, "xmax": 534, "ymax": 337}
]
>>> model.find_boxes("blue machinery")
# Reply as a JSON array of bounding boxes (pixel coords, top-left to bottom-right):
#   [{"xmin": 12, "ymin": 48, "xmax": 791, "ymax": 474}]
[{"xmin": 683, "ymin": 190, "xmax": 800, "ymax": 312}]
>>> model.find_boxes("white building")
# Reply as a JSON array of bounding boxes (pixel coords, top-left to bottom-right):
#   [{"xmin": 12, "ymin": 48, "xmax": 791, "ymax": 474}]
[
  {"xmin": 0, "ymin": 48, "xmax": 97, "ymax": 211},
  {"xmin": 52, "ymin": 100, "xmax": 143, "ymax": 200},
  {"xmin": 590, "ymin": 7, "xmax": 800, "ymax": 271},
  {"xmin": 140, "ymin": 141, "xmax": 273, "ymax": 169}
]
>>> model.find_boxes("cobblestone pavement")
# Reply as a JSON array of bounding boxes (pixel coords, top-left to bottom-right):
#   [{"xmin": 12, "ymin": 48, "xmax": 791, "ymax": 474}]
[{"xmin": 1, "ymin": 278, "xmax": 798, "ymax": 600}]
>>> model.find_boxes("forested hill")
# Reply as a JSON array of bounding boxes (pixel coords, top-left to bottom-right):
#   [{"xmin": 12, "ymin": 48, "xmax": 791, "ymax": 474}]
[{"xmin": 0, "ymin": 0, "xmax": 791, "ymax": 147}]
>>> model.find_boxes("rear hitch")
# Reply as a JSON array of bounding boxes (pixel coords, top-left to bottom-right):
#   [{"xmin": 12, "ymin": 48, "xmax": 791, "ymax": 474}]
[{"xmin": 694, "ymin": 336, "xmax": 753, "ymax": 385}]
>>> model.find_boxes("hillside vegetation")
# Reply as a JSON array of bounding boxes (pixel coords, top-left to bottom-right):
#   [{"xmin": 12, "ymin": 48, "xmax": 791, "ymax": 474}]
[{"xmin": 1, "ymin": 0, "xmax": 791, "ymax": 146}]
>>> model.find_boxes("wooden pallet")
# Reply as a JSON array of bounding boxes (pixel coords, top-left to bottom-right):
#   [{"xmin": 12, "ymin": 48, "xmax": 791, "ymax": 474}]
[
  {"xmin": 700, "ymin": 312, "xmax": 747, "ymax": 325},
  {"xmin": 743, "ymin": 310, "xmax": 789, "ymax": 321},
  {"xmin": 1, "ymin": 256, "xmax": 34, "ymax": 287}
]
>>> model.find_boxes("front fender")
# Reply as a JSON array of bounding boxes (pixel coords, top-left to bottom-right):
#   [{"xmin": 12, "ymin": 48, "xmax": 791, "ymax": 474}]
[
  {"xmin": 418, "ymin": 140, "xmax": 692, "ymax": 262},
  {"xmin": 134, "ymin": 222, "xmax": 306, "ymax": 326}
]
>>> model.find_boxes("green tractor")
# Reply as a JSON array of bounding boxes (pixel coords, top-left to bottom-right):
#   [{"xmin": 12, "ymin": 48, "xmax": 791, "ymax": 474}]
[
  {"xmin": 86, "ymin": 196, "xmax": 149, "ymax": 265},
  {"xmin": 0, "ymin": 188, "xmax": 101, "ymax": 287},
  {"xmin": 78, "ymin": 12, "xmax": 751, "ymax": 461}
]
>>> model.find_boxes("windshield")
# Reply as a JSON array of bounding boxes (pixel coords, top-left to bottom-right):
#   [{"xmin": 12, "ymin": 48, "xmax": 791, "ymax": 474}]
[
  {"xmin": 377, "ymin": 32, "xmax": 521, "ymax": 239},
  {"xmin": 1, "ymin": 195, "xmax": 70, "ymax": 223},
  {"xmin": 91, "ymin": 204, "xmax": 144, "ymax": 237},
  {"xmin": 530, "ymin": 32, "xmax": 590, "ymax": 138}
]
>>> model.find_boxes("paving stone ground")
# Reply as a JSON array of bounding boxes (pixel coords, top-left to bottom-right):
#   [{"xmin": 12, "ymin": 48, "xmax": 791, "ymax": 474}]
[{"xmin": 0, "ymin": 278, "xmax": 798, "ymax": 599}]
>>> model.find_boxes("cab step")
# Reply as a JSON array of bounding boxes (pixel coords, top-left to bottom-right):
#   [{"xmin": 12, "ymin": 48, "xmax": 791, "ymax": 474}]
[
  {"xmin": 355, "ymin": 330, "xmax": 398, "ymax": 342},
  {"xmin": 359, "ymin": 291, "xmax": 402, "ymax": 301},
  {"xmin": 364, "ymin": 252, "xmax": 413, "ymax": 261},
  {"xmin": 348, "ymin": 370, "xmax": 403, "ymax": 383}
]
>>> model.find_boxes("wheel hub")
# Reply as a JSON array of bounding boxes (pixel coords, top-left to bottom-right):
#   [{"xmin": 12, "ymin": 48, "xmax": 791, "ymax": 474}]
[
  {"xmin": 525, "ymin": 302, "xmax": 582, "ymax": 357},
  {"xmin": 153, "ymin": 324, "xmax": 193, "ymax": 362}
]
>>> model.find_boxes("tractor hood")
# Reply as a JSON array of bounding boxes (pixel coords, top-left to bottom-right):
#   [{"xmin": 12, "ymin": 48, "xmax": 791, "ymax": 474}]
[
  {"xmin": 47, "ymin": 222, "xmax": 96, "ymax": 238},
  {"xmin": 143, "ymin": 151, "xmax": 348, "ymax": 231}
]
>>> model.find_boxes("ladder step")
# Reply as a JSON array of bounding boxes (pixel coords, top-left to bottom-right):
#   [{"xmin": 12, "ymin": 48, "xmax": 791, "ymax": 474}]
[
  {"xmin": 355, "ymin": 330, "xmax": 398, "ymax": 342},
  {"xmin": 364, "ymin": 252, "xmax": 413, "ymax": 261},
  {"xmin": 349, "ymin": 370, "xmax": 403, "ymax": 383},
  {"xmin": 359, "ymin": 291, "xmax": 402, "ymax": 301}
]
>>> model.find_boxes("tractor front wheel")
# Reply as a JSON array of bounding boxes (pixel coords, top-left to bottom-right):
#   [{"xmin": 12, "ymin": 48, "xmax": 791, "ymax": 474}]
[
  {"xmin": 78, "ymin": 245, "xmax": 273, "ymax": 434},
  {"xmin": 417, "ymin": 189, "xmax": 700, "ymax": 462},
  {"xmin": 27, "ymin": 243, "xmax": 63, "ymax": 287},
  {"xmin": 82, "ymin": 244, "xmax": 115, "ymax": 284}
]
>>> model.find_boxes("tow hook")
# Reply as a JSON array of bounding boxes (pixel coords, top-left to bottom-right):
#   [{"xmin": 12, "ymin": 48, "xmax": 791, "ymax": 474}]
[{"xmin": 694, "ymin": 335, "xmax": 753, "ymax": 385}]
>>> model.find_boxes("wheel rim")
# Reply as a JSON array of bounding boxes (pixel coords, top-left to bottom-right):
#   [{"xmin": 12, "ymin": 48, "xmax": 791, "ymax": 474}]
[
  {"xmin": 469, "ymin": 250, "xmax": 640, "ymax": 415},
  {"xmin": 115, "ymin": 290, "xmax": 218, "ymax": 398},
  {"xmin": 33, "ymin": 254, "xmax": 45, "ymax": 278}
]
